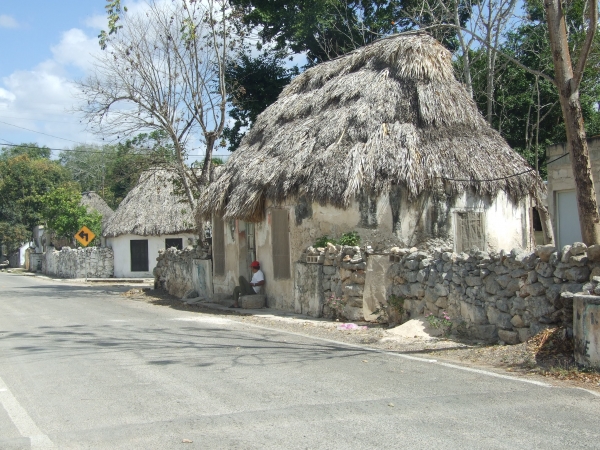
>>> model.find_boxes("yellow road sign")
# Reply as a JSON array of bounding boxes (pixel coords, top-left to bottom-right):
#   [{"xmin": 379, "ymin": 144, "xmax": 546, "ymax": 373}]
[{"xmin": 75, "ymin": 226, "xmax": 96, "ymax": 247}]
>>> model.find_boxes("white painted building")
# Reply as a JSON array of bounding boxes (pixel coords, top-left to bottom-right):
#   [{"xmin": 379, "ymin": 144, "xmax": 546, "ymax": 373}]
[{"xmin": 104, "ymin": 169, "xmax": 197, "ymax": 278}]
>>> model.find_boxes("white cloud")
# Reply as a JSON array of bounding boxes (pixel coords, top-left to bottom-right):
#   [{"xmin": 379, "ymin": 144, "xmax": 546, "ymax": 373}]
[
  {"xmin": 0, "ymin": 28, "xmax": 105, "ymax": 149},
  {"xmin": 51, "ymin": 28, "xmax": 100, "ymax": 71},
  {"xmin": 84, "ymin": 14, "xmax": 108, "ymax": 31},
  {"xmin": 0, "ymin": 15, "xmax": 19, "ymax": 29}
]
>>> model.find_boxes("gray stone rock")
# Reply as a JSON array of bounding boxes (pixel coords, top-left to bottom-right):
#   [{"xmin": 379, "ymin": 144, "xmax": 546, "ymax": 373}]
[
  {"xmin": 433, "ymin": 284, "xmax": 449, "ymax": 297},
  {"xmin": 404, "ymin": 260, "xmax": 419, "ymax": 270},
  {"xmin": 343, "ymin": 284, "xmax": 364, "ymax": 298},
  {"xmin": 526, "ymin": 271, "xmax": 538, "ymax": 284},
  {"xmin": 535, "ymin": 244, "xmax": 557, "ymax": 262},
  {"xmin": 461, "ymin": 301, "xmax": 488, "ymax": 324},
  {"xmin": 535, "ymin": 262, "xmax": 555, "ymax": 278},
  {"xmin": 240, "ymin": 294, "xmax": 266, "ymax": 309},
  {"xmin": 405, "ymin": 271, "xmax": 418, "ymax": 283},
  {"xmin": 323, "ymin": 266, "xmax": 336, "ymax": 275},
  {"xmin": 564, "ymin": 266, "xmax": 590, "ymax": 282},
  {"xmin": 511, "ymin": 268, "xmax": 528, "ymax": 278},
  {"xmin": 435, "ymin": 297, "xmax": 448, "ymax": 309},
  {"xmin": 518, "ymin": 327, "xmax": 533, "ymax": 343},
  {"xmin": 487, "ymin": 306, "xmax": 513, "ymax": 329},
  {"xmin": 498, "ymin": 329, "xmax": 520, "ymax": 345},
  {"xmin": 465, "ymin": 275, "xmax": 482, "ymax": 287},
  {"xmin": 587, "ymin": 244, "xmax": 600, "ymax": 262},
  {"xmin": 524, "ymin": 282, "xmax": 545, "ymax": 297},
  {"xmin": 485, "ymin": 277, "xmax": 500, "ymax": 295},
  {"xmin": 417, "ymin": 269, "xmax": 429, "ymax": 283},
  {"xmin": 471, "ymin": 324, "xmax": 498, "ymax": 341},
  {"xmin": 511, "ymin": 315, "xmax": 525, "ymax": 328},
  {"xmin": 560, "ymin": 245, "xmax": 572, "ymax": 263},
  {"xmin": 495, "ymin": 298, "xmax": 510, "ymax": 313},
  {"xmin": 527, "ymin": 296, "xmax": 555, "ymax": 318},
  {"xmin": 570, "ymin": 242, "xmax": 587, "ymax": 256}
]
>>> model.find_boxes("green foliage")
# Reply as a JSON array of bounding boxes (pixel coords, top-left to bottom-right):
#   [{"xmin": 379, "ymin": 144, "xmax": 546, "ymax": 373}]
[
  {"xmin": 314, "ymin": 232, "xmax": 360, "ymax": 247},
  {"xmin": 388, "ymin": 294, "xmax": 405, "ymax": 315},
  {"xmin": 461, "ymin": 0, "xmax": 600, "ymax": 178},
  {"xmin": 314, "ymin": 235, "xmax": 336, "ymax": 248},
  {"xmin": 324, "ymin": 293, "xmax": 347, "ymax": 319},
  {"xmin": 0, "ymin": 148, "xmax": 71, "ymax": 230},
  {"xmin": 231, "ymin": 0, "xmax": 416, "ymax": 64},
  {"xmin": 425, "ymin": 311, "xmax": 453, "ymax": 337},
  {"xmin": 0, "ymin": 143, "xmax": 51, "ymax": 160},
  {"xmin": 98, "ymin": 0, "xmax": 127, "ymax": 50},
  {"xmin": 223, "ymin": 49, "xmax": 298, "ymax": 151},
  {"xmin": 39, "ymin": 184, "xmax": 102, "ymax": 246},
  {"xmin": 60, "ymin": 131, "xmax": 175, "ymax": 209},
  {"xmin": 0, "ymin": 222, "xmax": 31, "ymax": 255},
  {"xmin": 337, "ymin": 231, "xmax": 360, "ymax": 246}
]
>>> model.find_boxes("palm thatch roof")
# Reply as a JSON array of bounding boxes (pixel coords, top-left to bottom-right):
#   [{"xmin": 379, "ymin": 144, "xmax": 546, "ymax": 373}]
[
  {"xmin": 80, "ymin": 192, "xmax": 114, "ymax": 225},
  {"xmin": 103, "ymin": 169, "xmax": 195, "ymax": 237},
  {"xmin": 199, "ymin": 33, "xmax": 543, "ymax": 221}
]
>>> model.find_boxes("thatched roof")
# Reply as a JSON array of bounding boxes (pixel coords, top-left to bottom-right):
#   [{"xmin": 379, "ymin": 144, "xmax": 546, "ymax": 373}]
[
  {"xmin": 199, "ymin": 33, "xmax": 543, "ymax": 221},
  {"xmin": 103, "ymin": 169, "xmax": 195, "ymax": 237},
  {"xmin": 80, "ymin": 192, "xmax": 114, "ymax": 225}
]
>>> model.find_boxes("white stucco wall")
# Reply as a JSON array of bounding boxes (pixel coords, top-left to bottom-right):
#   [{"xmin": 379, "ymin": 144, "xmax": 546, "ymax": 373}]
[
  {"xmin": 219, "ymin": 189, "xmax": 532, "ymax": 312},
  {"xmin": 546, "ymin": 137, "xmax": 600, "ymax": 247},
  {"xmin": 107, "ymin": 233, "xmax": 196, "ymax": 278}
]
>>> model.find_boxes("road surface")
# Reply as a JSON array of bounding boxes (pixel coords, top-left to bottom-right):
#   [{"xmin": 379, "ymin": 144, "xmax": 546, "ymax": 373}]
[{"xmin": 0, "ymin": 272, "xmax": 599, "ymax": 449}]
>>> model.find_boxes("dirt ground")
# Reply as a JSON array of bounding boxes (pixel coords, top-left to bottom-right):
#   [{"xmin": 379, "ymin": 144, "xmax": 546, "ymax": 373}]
[{"xmin": 123, "ymin": 288, "xmax": 600, "ymax": 393}]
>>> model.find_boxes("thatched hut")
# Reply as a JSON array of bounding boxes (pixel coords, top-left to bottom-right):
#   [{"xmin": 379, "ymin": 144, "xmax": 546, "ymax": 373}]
[
  {"xmin": 104, "ymin": 169, "xmax": 196, "ymax": 278},
  {"xmin": 198, "ymin": 33, "xmax": 543, "ymax": 310},
  {"xmin": 80, "ymin": 191, "xmax": 114, "ymax": 232}
]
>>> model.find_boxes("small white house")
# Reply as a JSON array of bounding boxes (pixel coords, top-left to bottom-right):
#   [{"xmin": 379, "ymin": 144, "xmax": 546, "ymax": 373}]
[{"xmin": 103, "ymin": 169, "xmax": 197, "ymax": 278}]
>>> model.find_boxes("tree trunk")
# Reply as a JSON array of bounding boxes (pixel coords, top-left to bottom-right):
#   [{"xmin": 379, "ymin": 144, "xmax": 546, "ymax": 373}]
[{"xmin": 544, "ymin": 0, "xmax": 600, "ymax": 245}]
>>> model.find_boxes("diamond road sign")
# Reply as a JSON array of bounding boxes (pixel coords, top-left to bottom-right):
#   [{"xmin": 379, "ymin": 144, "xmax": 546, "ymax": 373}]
[{"xmin": 75, "ymin": 226, "xmax": 96, "ymax": 247}]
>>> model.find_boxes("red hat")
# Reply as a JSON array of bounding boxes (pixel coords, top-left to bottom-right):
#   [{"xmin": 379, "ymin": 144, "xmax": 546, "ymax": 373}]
[{"xmin": 250, "ymin": 261, "xmax": 260, "ymax": 269}]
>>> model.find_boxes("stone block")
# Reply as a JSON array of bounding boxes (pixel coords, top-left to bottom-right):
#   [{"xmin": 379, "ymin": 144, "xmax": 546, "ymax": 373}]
[
  {"xmin": 461, "ymin": 301, "xmax": 488, "ymax": 324},
  {"xmin": 342, "ymin": 305, "xmax": 364, "ymax": 321},
  {"xmin": 524, "ymin": 282, "xmax": 545, "ymax": 297},
  {"xmin": 323, "ymin": 266, "xmax": 336, "ymax": 275},
  {"xmin": 518, "ymin": 327, "xmax": 533, "ymax": 343},
  {"xmin": 485, "ymin": 277, "xmax": 500, "ymax": 295},
  {"xmin": 564, "ymin": 266, "xmax": 590, "ymax": 282},
  {"xmin": 343, "ymin": 284, "xmax": 364, "ymax": 298},
  {"xmin": 350, "ymin": 271, "xmax": 366, "ymax": 285},
  {"xmin": 433, "ymin": 284, "xmax": 448, "ymax": 297},
  {"xmin": 471, "ymin": 324, "xmax": 498, "ymax": 341},
  {"xmin": 240, "ymin": 294, "xmax": 266, "ymax": 309},
  {"xmin": 570, "ymin": 242, "xmax": 587, "ymax": 256},
  {"xmin": 535, "ymin": 244, "xmax": 556, "ymax": 262},
  {"xmin": 487, "ymin": 306, "xmax": 513, "ymax": 329},
  {"xmin": 435, "ymin": 297, "xmax": 448, "ymax": 309},
  {"xmin": 495, "ymin": 298, "xmax": 510, "ymax": 313},
  {"xmin": 404, "ymin": 260, "xmax": 419, "ymax": 270},
  {"xmin": 417, "ymin": 269, "xmax": 429, "ymax": 283},
  {"xmin": 587, "ymin": 245, "xmax": 600, "ymax": 262},
  {"xmin": 498, "ymin": 329, "xmax": 520, "ymax": 345},
  {"xmin": 465, "ymin": 275, "xmax": 482, "ymax": 286},
  {"xmin": 511, "ymin": 315, "xmax": 525, "ymax": 328}
]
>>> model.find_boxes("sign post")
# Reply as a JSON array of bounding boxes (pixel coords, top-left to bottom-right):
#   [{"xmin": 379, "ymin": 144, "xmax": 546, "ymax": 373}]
[{"xmin": 75, "ymin": 226, "xmax": 96, "ymax": 247}]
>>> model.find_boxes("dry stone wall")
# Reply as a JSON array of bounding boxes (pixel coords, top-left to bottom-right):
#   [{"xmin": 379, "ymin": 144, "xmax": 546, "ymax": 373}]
[
  {"xmin": 154, "ymin": 246, "xmax": 210, "ymax": 299},
  {"xmin": 300, "ymin": 242, "xmax": 600, "ymax": 343},
  {"xmin": 42, "ymin": 247, "xmax": 113, "ymax": 278}
]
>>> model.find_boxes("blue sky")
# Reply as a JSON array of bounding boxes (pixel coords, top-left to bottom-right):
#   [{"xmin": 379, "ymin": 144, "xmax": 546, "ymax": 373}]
[{"xmin": 0, "ymin": 1, "xmax": 110, "ymax": 152}]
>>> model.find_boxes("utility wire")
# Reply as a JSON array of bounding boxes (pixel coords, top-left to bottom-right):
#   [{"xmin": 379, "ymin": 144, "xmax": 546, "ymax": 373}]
[{"xmin": 0, "ymin": 141, "xmax": 232, "ymax": 158}]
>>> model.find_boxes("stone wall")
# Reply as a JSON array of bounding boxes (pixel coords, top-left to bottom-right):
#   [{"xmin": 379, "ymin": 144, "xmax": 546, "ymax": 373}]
[
  {"xmin": 299, "ymin": 242, "xmax": 600, "ymax": 343},
  {"xmin": 42, "ymin": 247, "xmax": 114, "ymax": 278},
  {"xmin": 154, "ymin": 246, "xmax": 213, "ymax": 299}
]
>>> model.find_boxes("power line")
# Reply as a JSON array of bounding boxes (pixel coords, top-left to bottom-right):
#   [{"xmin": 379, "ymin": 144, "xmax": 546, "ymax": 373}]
[
  {"xmin": 0, "ymin": 141, "xmax": 232, "ymax": 158},
  {"xmin": 0, "ymin": 119, "xmax": 95, "ymax": 144}
]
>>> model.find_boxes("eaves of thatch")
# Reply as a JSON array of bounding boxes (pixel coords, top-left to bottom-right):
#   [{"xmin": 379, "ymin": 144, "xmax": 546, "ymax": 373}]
[
  {"xmin": 81, "ymin": 192, "xmax": 114, "ymax": 224},
  {"xmin": 199, "ymin": 32, "xmax": 543, "ymax": 222},
  {"xmin": 103, "ymin": 169, "xmax": 196, "ymax": 238}
]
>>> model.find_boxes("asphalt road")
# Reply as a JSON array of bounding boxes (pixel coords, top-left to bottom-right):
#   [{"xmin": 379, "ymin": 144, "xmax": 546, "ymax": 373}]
[{"xmin": 0, "ymin": 273, "xmax": 599, "ymax": 449}]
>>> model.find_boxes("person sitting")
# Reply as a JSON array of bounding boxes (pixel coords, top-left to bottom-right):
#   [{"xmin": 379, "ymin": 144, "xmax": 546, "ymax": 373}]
[{"xmin": 230, "ymin": 260, "xmax": 265, "ymax": 308}]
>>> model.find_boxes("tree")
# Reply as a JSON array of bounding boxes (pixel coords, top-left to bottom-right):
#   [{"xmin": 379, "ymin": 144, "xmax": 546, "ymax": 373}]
[
  {"xmin": 60, "ymin": 131, "xmax": 176, "ymax": 208},
  {"xmin": 0, "ymin": 147, "xmax": 71, "ymax": 230},
  {"xmin": 0, "ymin": 143, "xmax": 51, "ymax": 160},
  {"xmin": 543, "ymin": 0, "xmax": 600, "ymax": 245},
  {"xmin": 80, "ymin": 0, "xmax": 237, "ymax": 221},
  {"xmin": 0, "ymin": 222, "xmax": 30, "ymax": 256},
  {"xmin": 231, "ymin": 0, "xmax": 410, "ymax": 63},
  {"xmin": 39, "ymin": 184, "xmax": 103, "ymax": 246},
  {"xmin": 223, "ymin": 49, "xmax": 298, "ymax": 151}
]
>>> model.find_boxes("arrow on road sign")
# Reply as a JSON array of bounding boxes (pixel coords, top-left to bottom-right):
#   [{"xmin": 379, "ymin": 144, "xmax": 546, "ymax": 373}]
[{"xmin": 75, "ymin": 226, "xmax": 96, "ymax": 247}]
